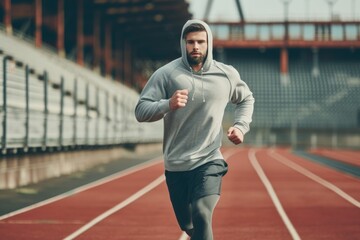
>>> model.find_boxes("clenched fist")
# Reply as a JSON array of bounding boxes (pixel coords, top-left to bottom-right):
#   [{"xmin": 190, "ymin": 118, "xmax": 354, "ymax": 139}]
[
  {"xmin": 227, "ymin": 127, "xmax": 244, "ymax": 145},
  {"xmin": 170, "ymin": 89, "xmax": 189, "ymax": 110}
]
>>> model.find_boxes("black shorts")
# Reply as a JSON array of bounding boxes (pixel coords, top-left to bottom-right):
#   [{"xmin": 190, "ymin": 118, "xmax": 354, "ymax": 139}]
[{"xmin": 165, "ymin": 159, "xmax": 228, "ymax": 230}]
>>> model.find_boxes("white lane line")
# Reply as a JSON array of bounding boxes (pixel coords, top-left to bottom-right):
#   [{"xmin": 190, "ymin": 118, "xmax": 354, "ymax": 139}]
[
  {"xmin": 0, "ymin": 156, "xmax": 162, "ymax": 221},
  {"xmin": 249, "ymin": 149, "xmax": 301, "ymax": 240},
  {"xmin": 269, "ymin": 149, "xmax": 360, "ymax": 208},
  {"xmin": 178, "ymin": 231, "xmax": 189, "ymax": 240},
  {"xmin": 176, "ymin": 147, "xmax": 244, "ymax": 240},
  {"xmin": 63, "ymin": 174, "xmax": 165, "ymax": 240}
]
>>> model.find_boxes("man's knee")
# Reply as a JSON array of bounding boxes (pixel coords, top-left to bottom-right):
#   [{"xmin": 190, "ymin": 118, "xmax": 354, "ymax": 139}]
[
  {"xmin": 192, "ymin": 195, "xmax": 219, "ymax": 226},
  {"xmin": 192, "ymin": 207, "xmax": 212, "ymax": 226}
]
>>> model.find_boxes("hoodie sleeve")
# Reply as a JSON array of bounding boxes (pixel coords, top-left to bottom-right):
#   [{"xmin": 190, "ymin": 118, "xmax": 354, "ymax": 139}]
[
  {"xmin": 229, "ymin": 66, "xmax": 255, "ymax": 135},
  {"xmin": 135, "ymin": 68, "xmax": 171, "ymax": 122}
]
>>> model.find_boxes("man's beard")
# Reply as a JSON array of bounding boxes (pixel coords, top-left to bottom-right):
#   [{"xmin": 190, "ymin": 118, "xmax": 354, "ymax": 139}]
[{"xmin": 187, "ymin": 52, "xmax": 206, "ymax": 66}]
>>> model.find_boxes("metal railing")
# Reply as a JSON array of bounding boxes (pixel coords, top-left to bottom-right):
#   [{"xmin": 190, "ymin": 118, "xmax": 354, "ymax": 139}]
[{"xmin": 0, "ymin": 54, "xmax": 162, "ymax": 155}]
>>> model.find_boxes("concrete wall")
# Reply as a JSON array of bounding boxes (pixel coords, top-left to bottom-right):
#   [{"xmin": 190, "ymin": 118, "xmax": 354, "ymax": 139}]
[{"xmin": 0, "ymin": 144, "xmax": 162, "ymax": 189}]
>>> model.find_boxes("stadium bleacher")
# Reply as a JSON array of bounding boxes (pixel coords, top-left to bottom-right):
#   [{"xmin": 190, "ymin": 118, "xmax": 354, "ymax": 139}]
[
  {"xmin": 222, "ymin": 48, "xmax": 360, "ymax": 148},
  {"xmin": 0, "ymin": 30, "xmax": 163, "ymax": 155}
]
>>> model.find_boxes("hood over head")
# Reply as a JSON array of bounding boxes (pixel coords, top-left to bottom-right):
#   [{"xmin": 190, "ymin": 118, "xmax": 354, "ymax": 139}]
[{"xmin": 180, "ymin": 19, "xmax": 213, "ymax": 72}]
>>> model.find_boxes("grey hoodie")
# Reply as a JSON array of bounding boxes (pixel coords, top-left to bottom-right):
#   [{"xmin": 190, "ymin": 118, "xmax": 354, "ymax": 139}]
[{"xmin": 135, "ymin": 19, "xmax": 254, "ymax": 171}]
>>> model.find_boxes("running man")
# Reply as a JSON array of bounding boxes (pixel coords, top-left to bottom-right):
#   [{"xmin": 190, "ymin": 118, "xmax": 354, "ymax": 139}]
[{"xmin": 135, "ymin": 19, "xmax": 254, "ymax": 240}]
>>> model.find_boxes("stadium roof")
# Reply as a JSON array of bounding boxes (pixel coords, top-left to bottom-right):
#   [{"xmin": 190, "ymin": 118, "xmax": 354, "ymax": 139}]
[
  {"xmin": 93, "ymin": 0, "xmax": 192, "ymax": 59},
  {"xmin": 0, "ymin": 0, "xmax": 192, "ymax": 60}
]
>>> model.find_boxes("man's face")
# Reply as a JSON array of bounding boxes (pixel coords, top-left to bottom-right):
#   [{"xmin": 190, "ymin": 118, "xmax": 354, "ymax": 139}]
[{"xmin": 185, "ymin": 31, "xmax": 208, "ymax": 66}]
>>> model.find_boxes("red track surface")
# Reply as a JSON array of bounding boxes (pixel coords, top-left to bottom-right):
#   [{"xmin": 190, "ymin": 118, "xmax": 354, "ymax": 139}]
[
  {"xmin": 0, "ymin": 147, "xmax": 359, "ymax": 240},
  {"xmin": 310, "ymin": 148, "xmax": 360, "ymax": 167}
]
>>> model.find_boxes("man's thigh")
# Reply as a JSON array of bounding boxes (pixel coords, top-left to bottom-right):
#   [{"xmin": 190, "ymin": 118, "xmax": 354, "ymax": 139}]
[
  {"xmin": 192, "ymin": 159, "xmax": 228, "ymax": 201},
  {"xmin": 165, "ymin": 171, "xmax": 193, "ymax": 230}
]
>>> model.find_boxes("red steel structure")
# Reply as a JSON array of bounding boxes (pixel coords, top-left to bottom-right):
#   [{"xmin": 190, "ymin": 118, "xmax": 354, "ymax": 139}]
[{"xmin": 209, "ymin": 21, "xmax": 360, "ymax": 75}]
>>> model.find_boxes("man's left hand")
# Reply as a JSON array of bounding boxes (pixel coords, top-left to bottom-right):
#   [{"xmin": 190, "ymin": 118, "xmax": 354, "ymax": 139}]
[{"xmin": 227, "ymin": 127, "xmax": 244, "ymax": 145}]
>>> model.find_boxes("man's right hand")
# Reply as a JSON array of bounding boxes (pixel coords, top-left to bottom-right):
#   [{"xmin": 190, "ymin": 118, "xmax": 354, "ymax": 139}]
[{"xmin": 169, "ymin": 89, "xmax": 189, "ymax": 110}]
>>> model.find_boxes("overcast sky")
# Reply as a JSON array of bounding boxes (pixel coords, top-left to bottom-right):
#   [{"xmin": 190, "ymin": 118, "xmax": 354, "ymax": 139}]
[{"xmin": 188, "ymin": 0, "xmax": 360, "ymax": 21}]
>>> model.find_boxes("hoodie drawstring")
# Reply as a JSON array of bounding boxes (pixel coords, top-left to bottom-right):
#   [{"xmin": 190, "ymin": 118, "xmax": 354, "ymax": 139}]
[
  {"xmin": 201, "ymin": 68, "xmax": 205, "ymax": 102},
  {"xmin": 190, "ymin": 67, "xmax": 195, "ymax": 101},
  {"xmin": 190, "ymin": 67, "xmax": 206, "ymax": 102}
]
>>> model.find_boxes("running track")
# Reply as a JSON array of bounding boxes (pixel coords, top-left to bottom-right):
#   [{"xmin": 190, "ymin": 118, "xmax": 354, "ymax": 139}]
[{"xmin": 0, "ymin": 147, "xmax": 359, "ymax": 239}]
